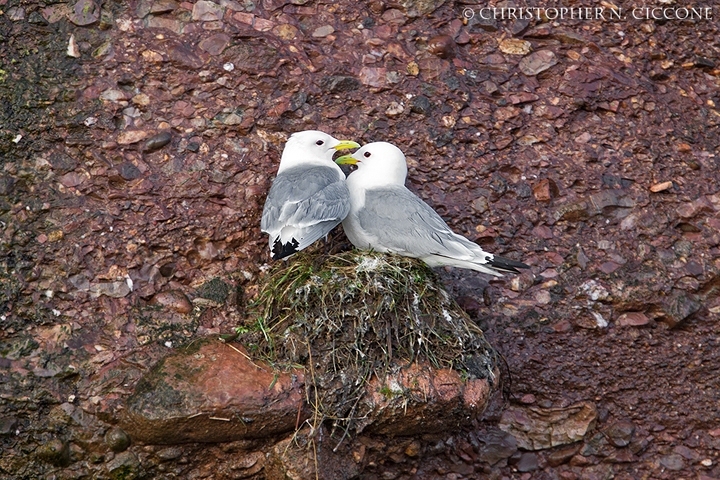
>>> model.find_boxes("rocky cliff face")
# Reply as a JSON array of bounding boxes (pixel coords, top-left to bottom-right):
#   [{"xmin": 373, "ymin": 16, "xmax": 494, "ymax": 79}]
[{"xmin": 1, "ymin": 0, "xmax": 719, "ymax": 478}]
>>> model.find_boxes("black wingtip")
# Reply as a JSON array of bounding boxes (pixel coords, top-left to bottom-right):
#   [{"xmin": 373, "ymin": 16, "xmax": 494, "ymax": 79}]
[
  {"xmin": 271, "ymin": 237, "xmax": 300, "ymax": 260},
  {"xmin": 486, "ymin": 254, "xmax": 530, "ymax": 274}
]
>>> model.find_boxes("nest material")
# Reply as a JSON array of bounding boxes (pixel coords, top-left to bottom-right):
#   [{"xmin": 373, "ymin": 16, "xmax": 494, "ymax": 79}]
[{"xmin": 238, "ymin": 251, "xmax": 499, "ymax": 432}]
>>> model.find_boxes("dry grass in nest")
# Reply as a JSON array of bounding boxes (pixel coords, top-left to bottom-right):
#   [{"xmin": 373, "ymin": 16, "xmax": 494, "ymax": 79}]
[{"xmin": 236, "ymin": 251, "xmax": 499, "ymax": 435}]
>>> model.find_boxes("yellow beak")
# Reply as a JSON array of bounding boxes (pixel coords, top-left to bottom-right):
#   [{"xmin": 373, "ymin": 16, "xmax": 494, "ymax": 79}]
[
  {"xmin": 333, "ymin": 140, "xmax": 361, "ymax": 151},
  {"xmin": 335, "ymin": 154, "xmax": 358, "ymax": 165}
]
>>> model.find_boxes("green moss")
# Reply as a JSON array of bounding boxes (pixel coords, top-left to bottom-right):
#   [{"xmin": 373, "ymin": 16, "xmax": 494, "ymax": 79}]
[
  {"xmin": 379, "ymin": 384, "xmax": 405, "ymax": 400},
  {"xmin": 195, "ymin": 277, "xmax": 231, "ymax": 304}
]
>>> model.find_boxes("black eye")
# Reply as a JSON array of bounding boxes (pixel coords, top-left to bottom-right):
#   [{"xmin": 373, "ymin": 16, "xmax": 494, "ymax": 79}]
[
  {"xmin": 316, "ymin": 140, "xmax": 324, "ymax": 146},
  {"xmin": 364, "ymin": 152, "xmax": 371, "ymax": 158}
]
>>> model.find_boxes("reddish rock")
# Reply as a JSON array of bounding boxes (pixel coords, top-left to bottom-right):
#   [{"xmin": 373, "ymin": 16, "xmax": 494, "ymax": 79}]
[
  {"xmin": 650, "ymin": 181, "xmax": 673, "ymax": 193},
  {"xmin": 552, "ymin": 319, "xmax": 573, "ymax": 333},
  {"xmin": 192, "ymin": 0, "xmax": 223, "ymax": 21},
  {"xmin": 168, "ymin": 42, "xmax": 204, "ymax": 70},
  {"xmin": 69, "ymin": 0, "xmax": 100, "ymax": 26},
  {"xmin": 532, "ymin": 225, "xmax": 554, "ymax": 239},
  {"xmin": 362, "ymin": 363, "xmax": 493, "ymax": 436},
  {"xmin": 265, "ymin": 426, "xmax": 360, "ymax": 480},
  {"xmin": 599, "ymin": 261, "xmax": 622, "ymax": 274},
  {"xmin": 198, "ymin": 33, "xmax": 230, "ymax": 55},
  {"xmin": 427, "ymin": 34, "xmax": 455, "ymax": 59},
  {"xmin": 117, "ymin": 130, "xmax": 149, "ymax": 145},
  {"xmin": 5, "ymin": 1, "xmax": 720, "ymax": 479},
  {"xmin": 59, "ymin": 171, "xmax": 86, "ymax": 188},
  {"xmin": 616, "ymin": 312, "xmax": 650, "ymax": 327},
  {"xmin": 150, "ymin": 290, "xmax": 193, "ymax": 314},
  {"xmin": 509, "ymin": 92, "xmax": 540, "ymax": 105},
  {"xmin": 121, "ymin": 339, "xmax": 309, "ymax": 443},
  {"xmin": 519, "ymin": 50, "xmax": 558, "ymax": 76},
  {"xmin": 605, "ymin": 421, "xmax": 636, "ymax": 447},
  {"xmin": 498, "ymin": 402, "xmax": 598, "ymax": 450},
  {"xmin": 417, "ymin": 56, "xmax": 450, "ymax": 81},
  {"xmin": 676, "ymin": 196, "xmax": 713, "ymax": 219},
  {"xmin": 509, "ymin": 271, "xmax": 534, "ymax": 292},
  {"xmin": 358, "ymin": 66, "xmax": 387, "ymax": 88},
  {"xmin": 546, "ymin": 444, "xmax": 581, "ymax": 467}
]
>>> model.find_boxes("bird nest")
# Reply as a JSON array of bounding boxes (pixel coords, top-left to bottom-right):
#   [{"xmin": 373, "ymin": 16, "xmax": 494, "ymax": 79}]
[{"xmin": 236, "ymin": 251, "xmax": 499, "ymax": 434}]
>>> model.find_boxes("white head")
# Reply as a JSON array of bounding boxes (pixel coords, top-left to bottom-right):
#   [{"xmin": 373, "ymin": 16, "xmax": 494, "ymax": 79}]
[
  {"xmin": 279, "ymin": 130, "xmax": 360, "ymax": 172},
  {"xmin": 336, "ymin": 142, "xmax": 408, "ymax": 186}
]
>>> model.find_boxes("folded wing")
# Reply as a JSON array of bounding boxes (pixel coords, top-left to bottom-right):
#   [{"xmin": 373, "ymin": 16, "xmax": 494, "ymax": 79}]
[
  {"xmin": 261, "ymin": 165, "xmax": 350, "ymax": 260},
  {"xmin": 358, "ymin": 185, "xmax": 525, "ymax": 275}
]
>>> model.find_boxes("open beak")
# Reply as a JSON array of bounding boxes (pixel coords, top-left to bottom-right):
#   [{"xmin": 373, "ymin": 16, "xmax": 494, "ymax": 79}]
[
  {"xmin": 332, "ymin": 140, "xmax": 360, "ymax": 152},
  {"xmin": 335, "ymin": 153, "xmax": 358, "ymax": 165}
]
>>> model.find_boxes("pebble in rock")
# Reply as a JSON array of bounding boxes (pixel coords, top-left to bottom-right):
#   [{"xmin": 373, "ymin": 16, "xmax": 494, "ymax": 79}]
[
  {"xmin": 605, "ymin": 421, "xmax": 635, "ymax": 447},
  {"xmin": 517, "ymin": 452, "xmax": 539, "ymax": 472},
  {"xmin": 106, "ymin": 451, "xmax": 140, "ymax": 477},
  {"xmin": 499, "ymin": 38, "xmax": 532, "ymax": 55},
  {"xmin": 69, "ymin": 0, "xmax": 100, "ymax": 26},
  {"xmin": 616, "ymin": 312, "xmax": 650, "ymax": 327},
  {"xmin": 36, "ymin": 439, "xmax": 71, "ymax": 467},
  {"xmin": 477, "ymin": 429, "xmax": 518, "ymax": 465},
  {"xmin": 118, "ymin": 162, "xmax": 142, "ymax": 181},
  {"xmin": 192, "ymin": 0, "xmax": 224, "ymax": 21},
  {"xmin": 427, "ymin": 35, "xmax": 455, "ymax": 59},
  {"xmin": 519, "ymin": 50, "xmax": 558, "ymax": 76},
  {"xmin": 659, "ymin": 453, "xmax": 685, "ymax": 471},
  {"xmin": 156, "ymin": 447, "xmax": 183, "ymax": 461},
  {"xmin": 312, "ymin": 25, "xmax": 334, "ymax": 38},
  {"xmin": 150, "ymin": 290, "xmax": 193, "ymax": 314},
  {"xmin": 105, "ymin": 426, "xmax": 131, "ymax": 452},
  {"xmin": 410, "ymin": 95, "xmax": 432, "ymax": 115},
  {"xmin": 143, "ymin": 131, "xmax": 172, "ymax": 153}
]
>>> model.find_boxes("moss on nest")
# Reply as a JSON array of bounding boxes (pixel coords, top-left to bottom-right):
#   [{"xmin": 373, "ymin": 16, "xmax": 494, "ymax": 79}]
[{"xmin": 236, "ymin": 251, "xmax": 499, "ymax": 431}]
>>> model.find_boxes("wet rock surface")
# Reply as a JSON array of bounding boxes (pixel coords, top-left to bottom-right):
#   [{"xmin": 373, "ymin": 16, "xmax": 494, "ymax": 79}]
[
  {"xmin": 1, "ymin": 0, "xmax": 720, "ymax": 479},
  {"xmin": 120, "ymin": 339, "xmax": 308, "ymax": 444}
]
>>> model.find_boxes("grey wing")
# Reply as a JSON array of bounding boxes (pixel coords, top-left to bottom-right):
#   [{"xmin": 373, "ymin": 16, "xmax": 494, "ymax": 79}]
[
  {"xmin": 358, "ymin": 185, "xmax": 480, "ymax": 260},
  {"xmin": 261, "ymin": 166, "xmax": 349, "ymax": 252}
]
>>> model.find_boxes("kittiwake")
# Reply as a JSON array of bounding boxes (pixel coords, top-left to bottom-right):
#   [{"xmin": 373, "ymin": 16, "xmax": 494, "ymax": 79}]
[
  {"xmin": 261, "ymin": 130, "xmax": 360, "ymax": 260},
  {"xmin": 336, "ymin": 142, "xmax": 529, "ymax": 276}
]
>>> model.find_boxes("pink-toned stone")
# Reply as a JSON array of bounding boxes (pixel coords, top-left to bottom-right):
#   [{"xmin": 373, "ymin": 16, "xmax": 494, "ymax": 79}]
[
  {"xmin": 599, "ymin": 261, "xmax": 622, "ymax": 274},
  {"xmin": 117, "ymin": 130, "xmax": 149, "ymax": 145},
  {"xmin": 532, "ymin": 225, "xmax": 554, "ymax": 239},
  {"xmin": 417, "ymin": 56, "xmax": 450, "ymax": 81},
  {"xmin": 198, "ymin": 33, "xmax": 230, "ymax": 55},
  {"xmin": 519, "ymin": 50, "xmax": 558, "ymax": 76},
  {"xmin": 358, "ymin": 66, "xmax": 387, "ymax": 88},
  {"xmin": 120, "ymin": 339, "xmax": 308, "ymax": 443},
  {"xmin": 253, "ymin": 17, "xmax": 274, "ymax": 31},
  {"xmin": 509, "ymin": 92, "xmax": 540, "ymax": 104},
  {"xmin": 363, "ymin": 363, "xmax": 492, "ymax": 436},
  {"xmin": 552, "ymin": 319, "xmax": 573, "ymax": 333},
  {"xmin": 150, "ymin": 290, "xmax": 193, "ymax": 314},
  {"xmin": 59, "ymin": 172, "xmax": 86, "ymax": 187},
  {"xmin": 499, "ymin": 402, "xmax": 598, "ymax": 450},
  {"xmin": 533, "ymin": 178, "xmax": 556, "ymax": 202},
  {"xmin": 233, "ymin": 11, "xmax": 254, "ymax": 24},
  {"xmin": 192, "ymin": 0, "xmax": 223, "ymax": 21},
  {"xmin": 617, "ymin": 312, "xmax": 651, "ymax": 327}
]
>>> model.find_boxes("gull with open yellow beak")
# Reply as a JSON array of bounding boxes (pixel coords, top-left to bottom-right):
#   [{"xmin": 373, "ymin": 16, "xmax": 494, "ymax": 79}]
[{"xmin": 261, "ymin": 130, "xmax": 360, "ymax": 260}]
